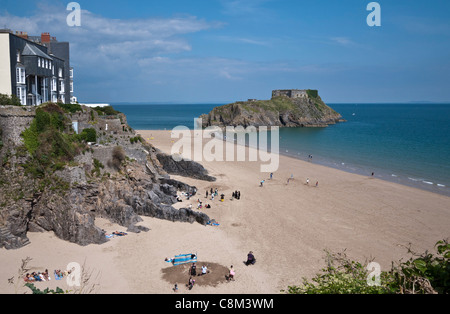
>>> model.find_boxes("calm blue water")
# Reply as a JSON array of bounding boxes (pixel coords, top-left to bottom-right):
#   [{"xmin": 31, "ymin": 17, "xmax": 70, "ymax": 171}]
[{"xmin": 113, "ymin": 103, "xmax": 450, "ymax": 196}]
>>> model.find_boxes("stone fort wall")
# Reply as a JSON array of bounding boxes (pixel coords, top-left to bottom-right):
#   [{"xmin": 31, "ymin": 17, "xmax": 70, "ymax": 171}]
[{"xmin": 272, "ymin": 89, "xmax": 308, "ymax": 99}]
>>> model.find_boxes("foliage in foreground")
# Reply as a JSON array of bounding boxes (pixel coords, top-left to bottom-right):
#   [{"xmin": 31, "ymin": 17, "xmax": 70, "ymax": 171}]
[
  {"xmin": 0, "ymin": 93, "xmax": 21, "ymax": 106},
  {"xmin": 284, "ymin": 239, "xmax": 449, "ymax": 294}
]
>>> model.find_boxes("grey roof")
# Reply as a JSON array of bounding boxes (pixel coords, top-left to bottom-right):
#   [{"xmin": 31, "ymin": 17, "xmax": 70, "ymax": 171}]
[{"xmin": 22, "ymin": 43, "xmax": 53, "ymax": 60}]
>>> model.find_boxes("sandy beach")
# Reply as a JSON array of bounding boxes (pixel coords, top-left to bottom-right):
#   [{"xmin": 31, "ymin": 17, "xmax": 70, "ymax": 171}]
[{"xmin": 1, "ymin": 129, "xmax": 449, "ymax": 294}]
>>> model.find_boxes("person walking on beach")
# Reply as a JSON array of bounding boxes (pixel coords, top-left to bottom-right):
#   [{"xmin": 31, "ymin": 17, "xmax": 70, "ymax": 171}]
[
  {"xmin": 316, "ymin": 181, "xmax": 319, "ymax": 187},
  {"xmin": 270, "ymin": 173, "xmax": 273, "ymax": 180},
  {"xmin": 237, "ymin": 191, "xmax": 240, "ymax": 199},
  {"xmin": 227, "ymin": 266, "xmax": 235, "ymax": 282},
  {"xmin": 206, "ymin": 190, "xmax": 208, "ymax": 198},
  {"xmin": 260, "ymin": 180, "xmax": 265, "ymax": 187}
]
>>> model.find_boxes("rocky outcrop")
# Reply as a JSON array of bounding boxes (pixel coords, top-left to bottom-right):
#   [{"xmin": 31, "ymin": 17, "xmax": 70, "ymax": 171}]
[
  {"xmin": 0, "ymin": 105, "xmax": 215, "ymax": 249},
  {"xmin": 156, "ymin": 152, "xmax": 216, "ymax": 182},
  {"xmin": 200, "ymin": 91, "xmax": 345, "ymax": 129}
]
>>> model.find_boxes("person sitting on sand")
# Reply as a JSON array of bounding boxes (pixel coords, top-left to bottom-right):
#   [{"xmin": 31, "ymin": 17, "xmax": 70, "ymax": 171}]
[
  {"xmin": 246, "ymin": 251, "xmax": 256, "ymax": 266},
  {"xmin": 42, "ymin": 269, "xmax": 50, "ymax": 281},
  {"xmin": 24, "ymin": 273, "xmax": 35, "ymax": 282},
  {"xmin": 201, "ymin": 265, "xmax": 208, "ymax": 276},
  {"xmin": 32, "ymin": 272, "xmax": 42, "ymax": 282}
]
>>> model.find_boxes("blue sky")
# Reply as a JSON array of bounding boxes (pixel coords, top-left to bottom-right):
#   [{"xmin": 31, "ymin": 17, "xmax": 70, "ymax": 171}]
[{"xmin": 1, "ymin": 0, "xmax": 450, "ymax": 103}]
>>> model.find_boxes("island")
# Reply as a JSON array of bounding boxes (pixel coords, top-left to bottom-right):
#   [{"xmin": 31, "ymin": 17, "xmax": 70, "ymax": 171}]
[{"xmin": 200, "ymin": 89, "xmax": 345, "ymax": 129}]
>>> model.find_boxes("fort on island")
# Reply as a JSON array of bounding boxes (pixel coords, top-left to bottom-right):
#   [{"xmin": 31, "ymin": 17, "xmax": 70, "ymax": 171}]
[{"xmin": 271, "ymin": 89, "xmax": 308, "ymax": 99}]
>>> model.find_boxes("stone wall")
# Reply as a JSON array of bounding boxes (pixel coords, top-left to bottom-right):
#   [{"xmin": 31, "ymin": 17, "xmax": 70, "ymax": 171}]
[
  {"xmin": 0, "ymin": 106, "xmax": 35, "ymax": 147},
  {"xmin": 272, "ymin": 89, "xmax": 308, "ymax": 99}
]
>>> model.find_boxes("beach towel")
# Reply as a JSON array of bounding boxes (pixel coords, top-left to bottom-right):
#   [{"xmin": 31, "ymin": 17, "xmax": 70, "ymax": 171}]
[
  {"xmin": 172, "ymin": 253, "xmax": 197, "ymax": 266},
  {"xmin": 54, "ymin": 273, "xmax": 63, "ymax": 281}
]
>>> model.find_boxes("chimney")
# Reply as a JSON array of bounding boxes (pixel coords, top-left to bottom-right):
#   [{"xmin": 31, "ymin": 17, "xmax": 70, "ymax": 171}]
[
  {"xmin": 41, "ymin": 32, "xmax": 51, "ymax": 43},
  {"xmin": 15, "ymin": 31, "xmax": 28, "ymax": 39}
]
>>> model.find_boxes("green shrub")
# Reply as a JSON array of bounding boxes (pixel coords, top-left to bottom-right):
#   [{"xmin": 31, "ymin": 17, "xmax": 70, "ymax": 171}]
[
  {"xmin": 58, "ymin": 102, "xmax": 82, "ymax": 113},
  {"xmin": 21, "ymin": 107, "xmax": 83, "ymax": 178},
  {"xmin": 0, "ymin": 93, "xmax": 21, "ymax": 106},
  {"xmin": 306, "ymin": 89, "xmax": 319, "ymax": 98},
  {"xmin": 78, "ymin": 128, "xmax": 97, "ymax": 143},
  {"xmin": 284, "ymin": 239, "xmax": 450, "ymax": 294},
  {"xmin": 94, "ymin": 106, "xmax": 121, "ymax": 116}
]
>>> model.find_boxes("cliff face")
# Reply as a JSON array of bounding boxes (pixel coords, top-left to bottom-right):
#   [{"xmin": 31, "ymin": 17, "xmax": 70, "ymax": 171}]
[
  {"xmin": 0, "ymin": 104, "xmax": 212, "ymax": 249},
  {"xmin": 200, "ymin": 92, "xmax": 344, "ymax": 128}
]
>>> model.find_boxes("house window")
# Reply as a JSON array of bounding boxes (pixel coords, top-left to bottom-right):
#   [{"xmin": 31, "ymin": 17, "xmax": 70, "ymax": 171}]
[
  {"xmin": 16, "ymin": 50, "xmax": 21, "ymax": 62},
  {"xmin": 60, "ymin": 80, "xmax": 65, "ymax": 93},
  {"xmin": 38, "ymin": 58, "xmax": 41, "ymax": 67},
  {"xmin": 16, "ymin": 86, "xmax": 26, "ymax": 105},
  {"xmin": 58, "ymin": 68, "xmax": 63, "ymax": 78},
  {"xmin": 69, "ymin": 68, "xmax": 74, "ymax": 78},
  {"xmin": 52, "ymin": 78, "xmax": 57, "ymax": 92},
  {"xmin": 70, "ymin": 81, "xmax": 74, "ymax": 93},
  {"xmin": 16, "ymin": 67, "xmax": 26, "ymax": 84},
  {"xmin": 45, "ymin": 59, "xmax": 48, "ymax": 69}
]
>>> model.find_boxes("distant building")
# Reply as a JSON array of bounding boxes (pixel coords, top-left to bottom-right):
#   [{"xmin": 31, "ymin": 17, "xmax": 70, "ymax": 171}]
[
  {"xmin": 272, "ymin": 89, "xmax": 308, "ymax": 99},
  {"xmin": 0, "ymin": 29, "xmax": 74, "ymax": 106}
]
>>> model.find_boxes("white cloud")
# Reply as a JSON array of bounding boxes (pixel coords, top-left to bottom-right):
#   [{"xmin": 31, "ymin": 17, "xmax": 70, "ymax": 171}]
[
  {"xmin": 0, "ymin": 4, "xmax": 217, "ymax": 64},
  {"xmin": 216, "ymin": 35, "xmax": 269, "ymax": 46},
  {"xmin": 330, "ymin": 37, "xmax": 355, "ymax": 46}
]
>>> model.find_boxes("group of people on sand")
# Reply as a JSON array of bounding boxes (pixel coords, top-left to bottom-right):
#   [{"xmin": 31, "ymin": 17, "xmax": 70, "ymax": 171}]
[
  {"xmin": 205, "ymin": 187, "xmax": 229, "ymax": 203},
  {"xmin": 24, "ymin": 268, "xmax": 74, "ymax": 283},
  {"xmin": 173, "ymin": 262, "xmax": 210, "ymax": 292},
  {"xmin": 263, "ymin": 172, "xmax": 319, "ymax": 187},
  {"xmin": 173, "ymin": 251, "xmax": 256, "ymax": 292},
  {"xmin": 24, "ymin": 269, "xmax": 52, "ymax": 283}
]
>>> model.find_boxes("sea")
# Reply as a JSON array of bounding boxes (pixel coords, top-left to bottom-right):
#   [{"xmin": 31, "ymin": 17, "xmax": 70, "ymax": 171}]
[{"xmin": 113, "ymin": 103, "xmax": 450, "ymax": 197}]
